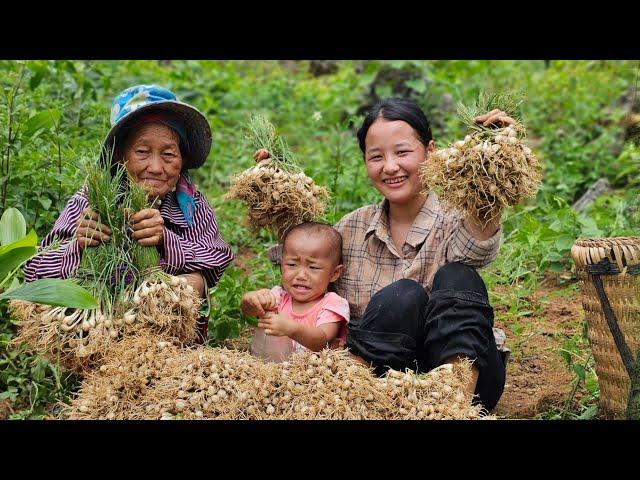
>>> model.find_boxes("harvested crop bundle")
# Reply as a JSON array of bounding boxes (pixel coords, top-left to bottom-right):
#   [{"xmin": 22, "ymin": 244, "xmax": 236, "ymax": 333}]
[
  {"xmin": 9, "ymin": 274, "xmax": 199, "ymax": 374},
  {"xmin": 420, "ymin": 93, "xmax": 542, "ymax": 228},
  {"xmin": 62, "ymin": 335, "xmax": 184, "ymax": 419},
  {"xmin": 11, "ymin": 162, "xmax": 131, "ymax": 373},
  {"xmin": 66, "ymin": 338, "xmax": 486, "ymax": 420},
  {"xmin": 225, "ymin": 114, "xmax": 330, "ymax": 238},
  {"xmin": 11, "ymin": 159, "xmax": 200, "ymax": 374},
  {"xmin": 10, "ymin": 299, "xmax": 125, "ymax": 373},
  {"xmin": 125, "ymin": 179, "xmax": 201, "ymax": 343},
  {"xmin": 128, "ymin": 276, "xmax": 200, "ymax": 343}
]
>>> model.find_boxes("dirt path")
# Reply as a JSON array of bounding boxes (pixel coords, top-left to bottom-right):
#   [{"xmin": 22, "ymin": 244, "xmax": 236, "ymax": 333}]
[
  {"xmin": 0, "ymin": 399, "xmax": 13, "ymax": 420},
  {"xmin": 494, "ymin": 279, "xmax": 585, "ymax": 418}
]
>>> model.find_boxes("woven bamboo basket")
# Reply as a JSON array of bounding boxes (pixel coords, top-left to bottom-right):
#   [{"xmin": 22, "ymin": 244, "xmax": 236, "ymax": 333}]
[{"xmin": 571, "ymin": 236, "xmax": 640, "ymax": 418}]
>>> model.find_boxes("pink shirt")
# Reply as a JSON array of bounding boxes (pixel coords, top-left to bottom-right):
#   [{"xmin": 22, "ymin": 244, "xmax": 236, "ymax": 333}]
[{"xmin": 270, "ymin": 285, "xmax": 350, "ymax": 352}]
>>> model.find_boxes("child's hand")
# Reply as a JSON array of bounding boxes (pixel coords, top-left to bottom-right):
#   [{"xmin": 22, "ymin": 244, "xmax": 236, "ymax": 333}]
[
  {"xmin": 241, "ymin": 289, "xmax": 278, "ymax": 317},
  {"xmin": 257, "ymin": 312, "xmax": 296, "ymax": 337}
]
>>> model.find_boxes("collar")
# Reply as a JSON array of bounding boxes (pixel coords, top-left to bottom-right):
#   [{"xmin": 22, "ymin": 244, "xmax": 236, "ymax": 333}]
[
  {"xmin": 159, "ymin": 190, "xmax": 190, "ymax": 227},
  {"xmin": 365, "ymin": 198, "xmax": 391, "ymax": 242},
  {"xmin": 364, "ymin": 194, "xmax": 440, "ymax": 249}
]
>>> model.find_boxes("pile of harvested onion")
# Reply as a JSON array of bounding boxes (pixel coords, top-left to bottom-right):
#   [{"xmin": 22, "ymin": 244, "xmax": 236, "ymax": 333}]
[{"xmin": 65, "ymin": 336, "xmax": 487, "ymax": 420}]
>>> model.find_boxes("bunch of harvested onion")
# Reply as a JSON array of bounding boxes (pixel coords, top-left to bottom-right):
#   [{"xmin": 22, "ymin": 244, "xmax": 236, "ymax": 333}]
[
  {"xmin": 127, "ymin": 275, "xmax": 201, "ymax": 343},
  {"xmin": 225, "ymin": 114, "xmax": 329, "ymax": 238},
  {"xmin": 10, "ymin": 298, "xmax": 134, "ymax": 373},
  {"xmin": 11, "ymin": 158, "xmax": 201, "ymax": 373},
  {"xmin": 420, "ymin": 93, "xmax": 542, "ymax": 228}
]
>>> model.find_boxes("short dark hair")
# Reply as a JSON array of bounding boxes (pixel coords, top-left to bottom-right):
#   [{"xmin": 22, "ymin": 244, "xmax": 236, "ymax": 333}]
[
  {"xmin": 281, "ymin": 222, "xmax": 343, "ymax": 265},
  {"xmin": 356, "ymin": 97, "xmax": 433, "ymax": 154}
]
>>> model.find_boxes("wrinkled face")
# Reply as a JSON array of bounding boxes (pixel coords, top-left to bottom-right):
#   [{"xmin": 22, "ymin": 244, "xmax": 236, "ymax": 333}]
[
  {"xmin": 364, "ymin": 118, "xmax": 434, "ymax": 205},
  {"xmin": 280, "ymin": 231, "xmax": 343, "ymax": 304},
  {"xmin": 124, "ymin": 123, "xmax": 183, "ymax": 200}
]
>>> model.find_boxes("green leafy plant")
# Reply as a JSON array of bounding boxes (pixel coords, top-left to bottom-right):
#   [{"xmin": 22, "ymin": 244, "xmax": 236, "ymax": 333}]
[{"xmin": 0, "ymin": 279, "xmax": 98, "ymax": 309}]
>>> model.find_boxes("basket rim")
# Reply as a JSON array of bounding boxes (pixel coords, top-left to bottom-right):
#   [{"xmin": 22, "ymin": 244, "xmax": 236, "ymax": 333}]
[
  {"xmin": 572, "ymin": 237, "xmax": 640, "ymax": 270},
  {"xmin": 573, "ymin": 236, "xmax": 640, "ymax": 247}
]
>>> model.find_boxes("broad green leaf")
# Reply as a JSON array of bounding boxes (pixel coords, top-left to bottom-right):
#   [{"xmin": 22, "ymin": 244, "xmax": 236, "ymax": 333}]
[
  {"xmin": 62, "ymin": 60, "xmax": 77, "ymax": 73},
  {"xmin": 0, "ymin": 246, "xmax": 37, "ymax": 281},
  {"xmin": 573, "ymin": 364, "xmax": 586, "ymax": 381},
  {"xmin": 28, "ymin": 61, "xmax": 49, "ymax": 90},
  {"xmin": 0, "ymin": 207, "xmax": 27, "ymax": 246},
  {"xmin": 555, "ymin": 235, "xmax": 576, "ymax": 251},
  {"xmin": 31, "ymin": 359, "xmax": 47, "ymax": 382},
  {"xmin": 0, "ymin": 278, "xmax": 98, "ymax": 309},
  {"xmin": 38, "ymin": 197, "xmax": 52, "ymax": 211},
  {"xmin": 578, "ymin": 215, "xmax": 603, "ymax": 238},
  {"xmin": 5, "ymin": 277, "xmax": 20, "ymax": 293},
  {"xmin": 0, "ymin": 230, "xmax": 37, "ymax": 257},
  {"xmin": 22, "ymin": 109, "xmax": 61, "ymax": 139},
  {"xmin": 548, "ymin": 263, "xmax": 566, "ymax": 273},
  {"xmin": 388, "ymin": 60, "xmax": 409, "ymax": 69},
  {"xmin": 543, "ymin": 252, "xmax": 564, "ymax": 262}
]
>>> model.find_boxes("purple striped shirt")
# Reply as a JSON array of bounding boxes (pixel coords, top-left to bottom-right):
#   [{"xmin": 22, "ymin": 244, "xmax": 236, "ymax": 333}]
[{"xmin": 23, "ymin": 187, "xmax": 234, "ymax": 287}]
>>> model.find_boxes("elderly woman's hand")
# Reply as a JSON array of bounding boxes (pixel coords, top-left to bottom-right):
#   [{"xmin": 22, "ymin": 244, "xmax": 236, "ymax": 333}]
[
  {"xmin": 75, "ymin": 207, "xmax": 111, "ymax": 250},
  {"xmin": 474, "ymin": 109, "xmax": 515, "ymax": 128},
  {"xmin": 130, "ymin": 208, "xmax": 165, "ymax": 247},
  {"xmin": 253, "ymin": 148, "xmax": 270, "ymax": 163},
  {"xmin": 179, "ymin": 271, "xmax": 205, "ymax": 298}
]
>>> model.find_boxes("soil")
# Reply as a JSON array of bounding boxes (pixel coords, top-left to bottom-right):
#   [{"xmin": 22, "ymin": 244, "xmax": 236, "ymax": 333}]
[
  {"xmin": 493, "ymin": 277, "xmax": 585, "ymax": 418},
  {"xmin": 0, "ymin": 399, "xmax": 13, "ymax": 420}
]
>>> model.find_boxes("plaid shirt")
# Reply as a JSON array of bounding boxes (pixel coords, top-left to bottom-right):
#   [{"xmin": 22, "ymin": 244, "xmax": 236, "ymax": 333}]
[{"xmin": 332, "ymin": 194, "xmax": 501, "ymax": 321}]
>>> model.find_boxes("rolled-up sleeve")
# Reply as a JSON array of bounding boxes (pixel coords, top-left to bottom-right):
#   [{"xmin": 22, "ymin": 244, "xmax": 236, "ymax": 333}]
[
  {"xmin": 162, "ymin": 193, "xmax": 233, "ymax": 287},
  {"xmin": 445, "ymin": 219, "xmax": 501, "ymax": 268},
  {"xmin": 23, "ymin": 190, "xmax": 88, "ymax": 282}
]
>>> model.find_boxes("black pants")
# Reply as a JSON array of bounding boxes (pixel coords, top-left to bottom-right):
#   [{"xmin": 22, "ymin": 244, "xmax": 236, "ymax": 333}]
[
  {"xmin": 345, "ymin": 262, "xmax": 506, "ymax": 411},
  {"xmin": 194, "ymin": 316, "xmax": 209, "ymax": 345}
]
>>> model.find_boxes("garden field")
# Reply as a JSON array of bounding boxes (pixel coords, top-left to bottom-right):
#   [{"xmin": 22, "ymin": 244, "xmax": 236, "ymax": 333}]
[{"xmin": 1, "ymin": 60, "xmax": 638, "ymax": 419}]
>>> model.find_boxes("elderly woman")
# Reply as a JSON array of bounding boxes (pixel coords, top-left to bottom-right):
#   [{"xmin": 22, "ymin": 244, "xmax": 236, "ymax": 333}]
[{"xmin": 23, "ymin": 85, "xmax": 234, "ymax": 344}]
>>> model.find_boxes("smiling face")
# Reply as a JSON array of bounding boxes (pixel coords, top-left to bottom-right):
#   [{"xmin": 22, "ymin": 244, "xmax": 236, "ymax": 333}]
[
  {"xmin": 280, "ymin": 230, "xmax": 343, "ymax": 305},
  {"xmin": 364, "ymin": 118, "xmax": 434, "ymax": 206},
  {"xmin": 123, "ymin": 123, "xmax": 183, "ymax": 200}
]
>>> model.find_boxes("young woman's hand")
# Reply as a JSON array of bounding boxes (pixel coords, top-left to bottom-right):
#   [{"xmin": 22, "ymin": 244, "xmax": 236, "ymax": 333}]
[
  {"xmin": 253, "ymin": 148, "xmax": 271, "ymax": 163},
  {"xmin": 241, "ymin": 289, "xmax": 278, "ymax": 317},
  {"xmin": 75, "ymin": 207, "xmax": 111, "ymax": 250},
  {"xmin": 474, "ymin": 109, "xmax": 515, "ymax": 127},
  {"xmin": 257, "ymin": 311, "xmax": 296, "ymax": 337},
  {"xmin": 130, "ymin": 208, "xmax": 164, "ymax": 247}
]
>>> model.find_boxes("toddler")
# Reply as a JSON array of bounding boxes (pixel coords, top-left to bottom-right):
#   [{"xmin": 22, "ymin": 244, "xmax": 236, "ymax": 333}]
[{"xmin": 241, "ymin": 222, "xmax": 349, "ymax": 359}]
